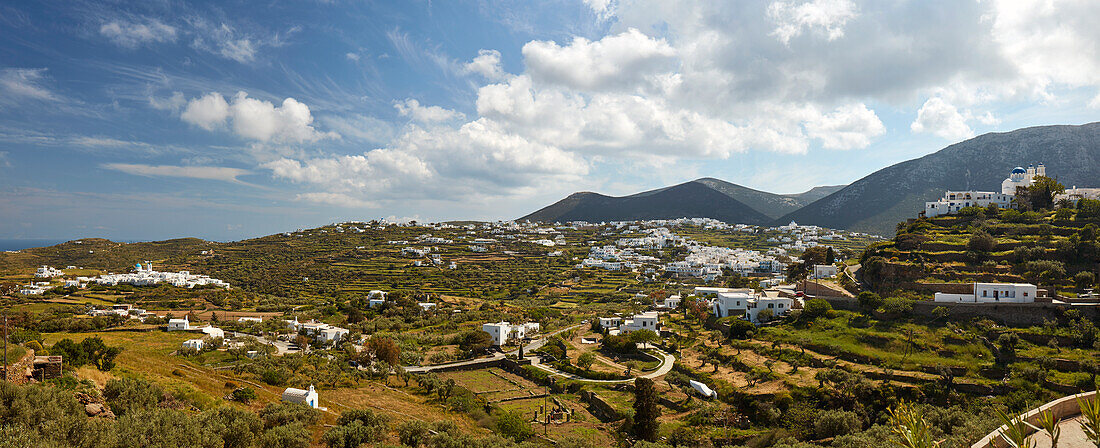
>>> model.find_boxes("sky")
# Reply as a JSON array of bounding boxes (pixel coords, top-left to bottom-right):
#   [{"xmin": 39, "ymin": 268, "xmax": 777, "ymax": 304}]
[{"xmin": 1, "ymin": 0, "xmax": 1099, "ymax": 242}]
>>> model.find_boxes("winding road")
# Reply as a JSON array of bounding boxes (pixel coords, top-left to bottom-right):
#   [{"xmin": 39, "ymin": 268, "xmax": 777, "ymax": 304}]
[
  {"xmin": 528, "ymin": 346, "xmax": 676, "ymax": 384},
  {"xmin": 404, "ymin": 324, "xmax": 584, "ymax": 374}
]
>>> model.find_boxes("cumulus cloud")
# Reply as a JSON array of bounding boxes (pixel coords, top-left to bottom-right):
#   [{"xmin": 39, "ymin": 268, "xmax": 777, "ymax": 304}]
[
  {"xmin": 767, "ymin": 0, "xmax": 858, "ymax": 45},
  {"xmin": 180, "ymin": 92, "xmax": 230, "ymax": 131},
  {"xmin": 102, "ymin": 163, "xmax": 251, "ymax": 183},
  {"xmin": 910, "ymin": 97, "xmax": 974, "ymax": 141},
  {"xmin": 100, "ymin": 17, "xmax": 178, "ymax": 48},
  {"xmin": 179, "ymin": 92, "xmax": 334, "ymax": 143},
  {"xmin": 464, "ymin": 49, "xmax": 505, "ymax": 81},
  {"xmin": 804, "ymin": 103, "xmax": 885, "ymax": 150},
  {"xmin": 522, "ymin": 28, "xmax": 676, "ymax": 91},
  {"xmin": 394, "ymin": 99, "xmax": 465, "ymax": 123}
]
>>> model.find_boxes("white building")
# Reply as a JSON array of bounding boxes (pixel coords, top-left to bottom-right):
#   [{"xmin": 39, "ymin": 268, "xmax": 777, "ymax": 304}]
[
  {"xmin": 238, "ymin": 317, "xmax": 263, "ymax": 323},
  {"xmin": 182, "ymin": 339, "xmax": 204, "ymax": 351},
  {"xmin": 167, "ymin": 317, "xmax": 190, "ymax": 331},
  {"xmin": 597, "ymin": 317, "xmax": 622, "ymax": 329},
  {"xmin": 660, "ymin": 295, "xmax": 681, "ymax": 309},
  {"xmin": 368, "ymin": 290, "xmax": 388, "ymax": 308},
  {"xmin": 812, "ymin": 264, "xmax": 838, "ymax": 279},
  {"xmin": 746, "ymin": 296, "xmax": 794, "ymax": 323},
  {"xmin": 712, "ymin": 292, "xmax": 752, "ymax": 319},
  {"xmin": 925, "ymin": 191, "xmax": 1014, "ymax": 218},
  {"xmin": 294, "ymin": 320, "xmax": 350, "ymax": 344},
  {"xmin": 480, "ymin": 321, "xmax": 540, "ymax": 346},
  {"xmin": 934, "ymin": 282, "xmax": 1038, "ymax": 303},
  {"xmin": 282, "ymin": 385, "xmax": 319, "ymax": 408},
  {"xmin": 689, "ymin": 380, "xmax": 718, "ymax": 399},
  {"xmin": 620, "ymin": 311, "xmax": 660, "ymax": 334},
  {"xmin": 199, "ymin": 326, "xmax": 224, "ymax": 339},
  {"xmin": 1002, "ymin": 164, "xmax": 1044, "ymax": 194}
]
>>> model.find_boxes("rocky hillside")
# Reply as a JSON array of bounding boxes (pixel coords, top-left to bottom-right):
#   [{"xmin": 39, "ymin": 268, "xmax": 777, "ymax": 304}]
[
  {"xmin": 781, "ymin": 122, "xmax": 1100, "ymax": 236},
  {"xmin": 521, "ymin": 178, "xmax": 844, "ymax": 224}
]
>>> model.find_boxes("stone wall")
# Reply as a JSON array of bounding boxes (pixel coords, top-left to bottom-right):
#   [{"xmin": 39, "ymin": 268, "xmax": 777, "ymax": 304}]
[
  {"xmin": 819, "ymin": 295, "xmax": 1094, "ymax": 327},
  {"xmin": 579, "ymin": 390, "xmax": 622, "ymax": 422},
  {"xmin": 1, "ymin": 349, "xmax": 35, "ymax": 385}
]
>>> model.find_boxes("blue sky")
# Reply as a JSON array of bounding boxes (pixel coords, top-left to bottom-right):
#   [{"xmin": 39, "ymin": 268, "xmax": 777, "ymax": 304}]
[{"xmin": 1, "ymin": 0, "xmax": 1098, "ymax": 242}]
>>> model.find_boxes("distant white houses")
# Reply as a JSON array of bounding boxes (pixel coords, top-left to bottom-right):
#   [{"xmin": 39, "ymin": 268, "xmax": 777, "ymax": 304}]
[
  {"xmin": 481, "ymin": 321, "xmax": 540, "ymax": 346},
  {"xmin": 417, "ymin": 302, "xmax": 437, "ymax": 312},
  {"xmin": 199, "ymin": 326, "xmax": 224, "ymax": 339},
  {"xmin": 237, "ymin": 317, "xmax": 263, "ymax": 323},
  {"xmin": 934, "ymin": 282, "xmax": 1038, "ymax": 303},
  {"xmin": 35, "ymin": 265, "xmax": 64, "ymax": 278},
  {"xmin": 92, "ymin": 263, "xmax": 229, "ymax": 289},
  {"xmin": 167, "ymin": 317, "xmax": 190, "ymax": 331},
  {"xmin": 282, "ymin": 385, "xmax": 319, "ymax": 408},
  {"xmin": 658, "ymin": 295, "xmax": 681, "ymax": 309}
]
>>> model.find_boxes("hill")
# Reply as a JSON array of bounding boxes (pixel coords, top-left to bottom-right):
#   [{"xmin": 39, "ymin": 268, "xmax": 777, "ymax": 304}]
[
  {"xmin": 521, "ymin": 178, "xmax": 845, "ymax": 223},
  {"xmin": 780, "ymin": 122, "xmax": 1100, "ymax": 236}
]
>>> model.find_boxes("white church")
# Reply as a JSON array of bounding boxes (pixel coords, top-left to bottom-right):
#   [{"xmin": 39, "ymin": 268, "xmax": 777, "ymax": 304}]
[{"xmin": 923, "ymin": 164, "xmax": 1044, "ymax": 218}]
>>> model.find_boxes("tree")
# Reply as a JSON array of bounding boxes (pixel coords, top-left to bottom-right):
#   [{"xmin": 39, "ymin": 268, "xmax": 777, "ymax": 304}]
[
  {"xmin": 458, "ymin": 330, "xmax": 493, "ymax": 356},
  {"xmin": 231, "ymin": 387, "xmax": 257, "ymax": 404},
  {"xmin": 397, "ymin": 420, "xmax": 430, "ymax": 447},
  {"xmin": 632, "ymin": 377, "xmax": 661, "ymax": 442},
  {"xmin": 258, "ymin": 401, "xmax": 320, "ymax": 429},
  {"xmin": 967, "ymin": 230, "xmax": 996, "ymax": 253},
  {"xmin": 103, "ymin": 377, "xmax": 164, "ymax": 416},
  {"xmin": 801, "ymin": 299, "xmax": 832, "ymax": 320},
  {"xmin": 202, "ymin": 406, "xmax": 263, "ymax": 448},
  {"xmin": 323, "ymin": 409, "xmax": 389, "ymax": 448},
  {"xmin": 260, "ymin": 422, "xmax": 311, "ymax": 448},
  {"xmin": 577, "ymin": 352, "xmax": 596, "ymax": 370},
  {"xmin": 494, "ymin": 410, "xmax": 533, "ymax": 442},
  {"xmin": 727, "ymin": 319, "xmax": 755, "ymax": 340},
  {"xmin": 1076, "ymin": 271, "xmax": 1096, "ymax": 291},
  {"xmin": 629, "ymin": 329, "xmax": 659, "ymax": 348},
  {"xmin": 362, "ymin": 336, "xmax": 401, "ymax": 366},
  {"xmin": 1028, "ymin": 176, "xmax": 1066, "ymax": 211},
  {"xmin": 857, "ymin": 291, "xmax": 883, "ymax": 314}
]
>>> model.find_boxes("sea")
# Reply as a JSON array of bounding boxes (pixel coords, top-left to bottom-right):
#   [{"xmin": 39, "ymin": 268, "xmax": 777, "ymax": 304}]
[{"xmin": 0, "ymin": 239, "xmax": 69, "ymax": 252}]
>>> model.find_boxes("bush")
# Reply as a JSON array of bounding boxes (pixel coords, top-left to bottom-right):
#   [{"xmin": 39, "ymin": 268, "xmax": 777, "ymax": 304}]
[
  {"xmin": 814, "ymin": 410, "xmax": 861, "ymax": 438},
  {"xmin": 231, "ymin": 387, "xmax": 257, "ymax": 404},
  {"xmin": 881, "ymin": 296, "xmax": 914, "ymax": 318},
  {"xmin": 258, "ymin": 401, "xmax": 320, "ymax": 429},
  {"xmin": 801, "ymin": 299, "xmax": 832, "ymax": 320},
  {"xmin": 967, "ymin": 230, "xmax": 996, "ymax": 252},
  {"xmin": 103, "ymin": 377, "xmax": 165, "ymax": 416},
  {"xmin": 495, "ymin": 410, "xmax": 534, "ymax": 442},
  {"xmin": 856, "ymin": 291, "xmax": 883, "ymax": 314}
]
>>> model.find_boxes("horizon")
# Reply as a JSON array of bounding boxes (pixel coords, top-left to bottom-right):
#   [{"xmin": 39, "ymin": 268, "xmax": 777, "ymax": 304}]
[{"xmin": 3, "ymin": 1, "xmax": 1100, "ymax": 241}]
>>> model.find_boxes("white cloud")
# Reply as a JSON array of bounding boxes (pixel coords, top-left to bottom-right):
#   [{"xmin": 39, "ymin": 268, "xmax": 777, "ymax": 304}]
[
  {"xmin": 464, "ymin": 49, "xmax": 505, "ymax": 81},
  {"xmin": 320, "ymin": 114, "xmax": 396, "ymax": 144},
  {"xmin": 149, "ymin": 91, "xmax": 186, "ymax": 112},
  {"xmin": 0, "ymin": 68, "xmax": 59, "ymax": 102},
  {"xmin": 345, "ymin": 52, "xmax": 360, "ymax": 61},
  {"xmin": 0, "ymin": 151, "xmax": 10, "ymax": 168},
  {"xmin": 102, "ymin": 163, "xmax": 251, "ymax": 183},
  {"xmin": 180, "ymin": 92, "xmax": 230, "ymax": 131},
  {"xmin": 522, "ymin": 28, "xmax": 676, "ymax": 91},
  {"xmin": 188, "ymin": 20, "xmax": 278, "ymax": 63},
  {"xmin": 295, "ymin": 192, "xmax": 376, "ymax": 208},
  {"xmin": 394, "ymin": 99, "xmax": 465, "ymax": 123},
  {"xmin": 583, "ymin": 0, "xmax": 617, "ymax": 21},
  {"xmin": 1091, "ymin": 93, "xmax": 1100, "ymax": 109},
  {"xmin": 804, "ymin": 103, "xmax": 885, "ymax": 150},
  {"xmin": 99, "ymin": 17, "xmax": 178, "ymax": 48},
  {"xmin": 910, "ymin": 97, "xmax": 974, "ymax": 141},
  {"xmin": 767, "ymin": 0, "xmax": 858, "ymax": 45},
  {"xmin": 180, "ymin": 92, "xmax": 335, "ymax": 143}
]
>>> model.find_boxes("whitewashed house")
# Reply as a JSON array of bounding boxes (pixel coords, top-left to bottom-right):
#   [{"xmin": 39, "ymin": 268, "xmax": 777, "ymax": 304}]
[
  {"xmin": 746, "ymin": 296, "xmax": 793, "ymax": 323},
  {"xmin": 620, "ymin": 311, "xmax": 660, "ymax": 334},
  {"xmin": 167, "ymin": 317, "xmax": 190, "ymax": 331},
  {"xmin": 934, "ymin": 282, "xmax": 1038, "ymax": 303},
  {"xmin": 182, "ymin": 339, "xmax": 204, "ymax": 351},
  {"xmin": 712, "ymin": 292, "xmax": 752, "ymax": 319},
  {"xmin": 199, "ymin": 326, "xmax": 225, "ymax": 339},
  {"xmin": 282, "ymin": 385, "xmax": 319, "ymax": 408}
]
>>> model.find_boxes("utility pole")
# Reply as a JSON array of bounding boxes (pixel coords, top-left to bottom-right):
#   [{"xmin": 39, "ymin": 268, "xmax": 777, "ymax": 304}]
[{"xmin": 3, "ymin": 312, "xmax": 8, "ymax": 382}]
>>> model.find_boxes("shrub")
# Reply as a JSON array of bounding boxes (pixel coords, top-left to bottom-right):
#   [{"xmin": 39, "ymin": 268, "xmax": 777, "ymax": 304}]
[
  {"xmin": 231, "ymin": 387, "xmax": 257, "ymax": 404},
  {"xmin": 857, "ymin": 291, "xmax": 883, "ymax": 314},
  {"xmin": 815, "ymin": 410, "xmax": 862, "ymax": 438},
  {"xmin": 495, "ymin": 410, "xmax": 534, "ymax": 442},
  {"xmin": 881, "ymin": 296, "xmax": 914, "ymax": 318},
  {"xmin": 801, "ymin": 299, "xmax": 832, "ymax": 320}
]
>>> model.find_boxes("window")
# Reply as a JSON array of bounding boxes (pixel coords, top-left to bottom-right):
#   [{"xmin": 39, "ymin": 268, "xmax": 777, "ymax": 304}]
[{"xmin": 1023, "ymin": 292, "xmax": 1028, "ymax": 297}]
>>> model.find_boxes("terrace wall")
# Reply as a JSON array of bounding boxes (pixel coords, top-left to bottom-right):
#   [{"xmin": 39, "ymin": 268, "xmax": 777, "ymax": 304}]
[
  {"xmin": 1, "ymin": 349, "xmax": 35, "ymax": 385},
  {"xmin": 819, "ymin": 295, "xmax": 1096, "ymax": 326}
]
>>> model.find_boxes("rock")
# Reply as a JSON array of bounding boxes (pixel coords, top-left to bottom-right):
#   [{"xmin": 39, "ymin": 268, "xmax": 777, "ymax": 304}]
[{"xmin": 84, "ymin": 403, "xmax": 115, "ymax": 419}]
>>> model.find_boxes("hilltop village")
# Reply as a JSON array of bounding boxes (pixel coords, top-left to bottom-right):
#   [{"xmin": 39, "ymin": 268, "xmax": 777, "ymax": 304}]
[{"xmin": 3, "ymin": 168, "xmax": 1100, "ymax": 447}]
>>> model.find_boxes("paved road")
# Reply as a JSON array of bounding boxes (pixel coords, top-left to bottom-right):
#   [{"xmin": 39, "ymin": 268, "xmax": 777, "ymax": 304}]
[
  {"xmin": 230, "ymin": 331, "xmax": 299, "ymax": 355},
  {"xmin": 528, "ymin": 347, "xmax": 676, "ymax": 384},
  {"xmin": 405, "ymin": 324, "xmax": 583, "ymax": 373}
]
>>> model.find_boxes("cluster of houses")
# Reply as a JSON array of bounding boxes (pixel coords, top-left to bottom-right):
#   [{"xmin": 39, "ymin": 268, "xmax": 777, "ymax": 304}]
[
  {"xmin": 82, "ymin": 262, "xmax": 229, "ymax": 289},
  {"xmin": 285, "ymin": 317, "xmax": 350, "ymax": 344},
  {"xmin": 87, "ymin": 303, "xmax": 155, "ymax": 320},
  {"xmin": 924, "ymin": 163, "xmax": 1100, "ymax": 218}
]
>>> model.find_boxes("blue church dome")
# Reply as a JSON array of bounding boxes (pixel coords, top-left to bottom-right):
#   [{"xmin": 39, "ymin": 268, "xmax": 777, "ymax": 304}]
[{"xmin": 1012, "ymin": 167, "xmax": 1025, "ymax": 174}]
